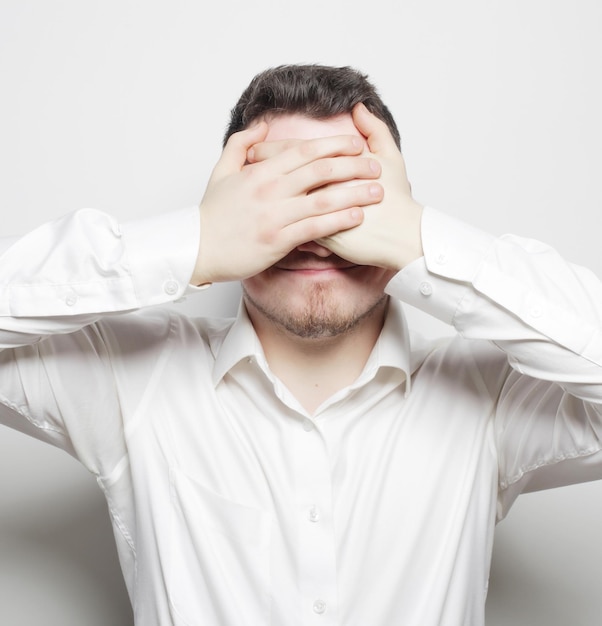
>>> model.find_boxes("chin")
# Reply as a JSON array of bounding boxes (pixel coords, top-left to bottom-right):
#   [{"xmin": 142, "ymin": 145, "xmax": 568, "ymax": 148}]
[{"xmin": 243, "ymin": 282, "xmax": 388, "ymax": 340}]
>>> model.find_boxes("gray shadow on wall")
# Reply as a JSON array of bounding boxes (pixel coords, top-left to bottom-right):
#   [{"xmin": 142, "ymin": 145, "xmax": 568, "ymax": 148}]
[
  {"xmin": 485, "ymin": 482, "xmax": 602, "ymax": 626},
  {"xmin": 0, "ymin": 429, "xmax": 133, "ymax": 626}
]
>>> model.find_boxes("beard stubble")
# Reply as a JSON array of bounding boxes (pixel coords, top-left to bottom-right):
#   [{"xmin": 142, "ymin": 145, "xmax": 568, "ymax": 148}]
[{"xmin": 242, "ymin": 280, "xmax": 388, "ymax": 340}]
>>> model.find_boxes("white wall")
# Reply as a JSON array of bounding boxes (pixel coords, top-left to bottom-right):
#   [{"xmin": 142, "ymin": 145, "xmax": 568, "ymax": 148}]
[{"xmin": 1, "ymin": 0, "xmax": 601, "ymax": 623}]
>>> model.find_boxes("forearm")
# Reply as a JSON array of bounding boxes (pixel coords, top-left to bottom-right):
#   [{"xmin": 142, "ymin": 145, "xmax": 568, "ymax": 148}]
[{"xmin": 0, "ymin": 206, "xmax": 200, "ymax": 347}]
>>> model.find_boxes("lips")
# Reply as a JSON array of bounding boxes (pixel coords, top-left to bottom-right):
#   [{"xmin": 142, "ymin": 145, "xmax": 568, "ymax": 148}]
[
  {"xmin": 275, "ymin": 261, "xmax": 357, "ymax": 272},
  {"xmin": 279, "ymin": 264, "xmax": 355, "ymax": 270}
]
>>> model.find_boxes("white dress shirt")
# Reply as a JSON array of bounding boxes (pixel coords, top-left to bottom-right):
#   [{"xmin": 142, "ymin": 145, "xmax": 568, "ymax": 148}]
[{"xmin": 1, "ymin": 206, "xmax": 602, "ymax": 625}]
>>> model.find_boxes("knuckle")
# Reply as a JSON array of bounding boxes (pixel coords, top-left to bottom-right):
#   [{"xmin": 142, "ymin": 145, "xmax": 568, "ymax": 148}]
[
  {"xmin": 347, "ymin": 136, "xmax": 362, "ymax": 152},
  {"xmin": 311, "ymin": 190, "xmax": 334, "ymax": 213},
  {"xmin": 257, "ymin": 220, "xmax": 278, "ymax": 245},
  {"xmin": 298, "ymin": 139, "xmax": 318, "ymax": 160},
  {"xmin": 364, "ymin": 156, "xmax": 380, "ymax": 175},
  {"xmin": 312, "ymin": 158, "xmax": 334, "ymax": 179},
  {"xmin": 282, "ymin": 139, "xmax": 300, "ymax": 151},
  {"xmin": 254, "ymin": 178, "xmax": 279, "ymax": 201}
]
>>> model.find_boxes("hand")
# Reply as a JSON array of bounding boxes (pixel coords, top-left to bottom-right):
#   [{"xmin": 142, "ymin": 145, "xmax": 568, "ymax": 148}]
[
  {"xmin": 193, "ymin": 122, "xmax": 383, "ymax": 284},
  {"xmin": 316, "ymin": 103, "xmax": 424, "ymax": 271}
]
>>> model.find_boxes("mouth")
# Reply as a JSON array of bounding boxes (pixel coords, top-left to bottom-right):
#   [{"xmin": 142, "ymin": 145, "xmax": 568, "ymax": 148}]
[
  {"xmin": 274, "ymin": 263, "xmax": 358, "ymax": 273},
  {"xmin": 275, "ymin": 252, "xmax": 358, "ymax": 271},
  {"xmin": 272, "ymin": 248, "xmax": 361, "ymax": 278}
]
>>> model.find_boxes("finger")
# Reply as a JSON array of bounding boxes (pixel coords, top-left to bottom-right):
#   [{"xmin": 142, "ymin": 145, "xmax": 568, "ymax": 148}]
[
  {"xmin": 212, "ymin": 122, "xmax": 269, "ymax": 178},
  {"xmin": 282, "ymin": 206, "xmax": 365, "ymax": 250},
  {"xmin": 287, "ymin": 180, "xmax": 383, "ymax": 223},
  {"xmin": 258, "ymin": 134, "xmax": 366, "ymax": 176},
  {"xmin": 247, "ymin": 139, "xmax": 302, "ymax": 163},
  {"xmin": 352, "ymin": 103, "xmax": 399, "ymax": 155},
  {"xmin": 289, "ymin": 155, "xmax": 381, "ymax": 196}
]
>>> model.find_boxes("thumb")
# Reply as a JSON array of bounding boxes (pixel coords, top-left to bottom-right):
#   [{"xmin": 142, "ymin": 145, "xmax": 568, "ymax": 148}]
[
  {"xmin": 212, "ymin": 121, "xmax": 269, "ymax": 178},
  {"xmin": 352, "ymin": 103, "xmax": 398, "ymax": 155}
]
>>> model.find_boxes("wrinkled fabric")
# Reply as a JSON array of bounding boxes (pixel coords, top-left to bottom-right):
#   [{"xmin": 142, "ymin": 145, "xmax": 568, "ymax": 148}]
[{"xmin": 1, "ymin": 206, "xmax": 601, "ymax": 625}]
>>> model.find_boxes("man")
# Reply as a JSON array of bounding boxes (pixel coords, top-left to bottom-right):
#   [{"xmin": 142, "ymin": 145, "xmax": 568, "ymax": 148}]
[{"xmin": 1, "ymin": 64, "xmax": 601, "ymax": 625}]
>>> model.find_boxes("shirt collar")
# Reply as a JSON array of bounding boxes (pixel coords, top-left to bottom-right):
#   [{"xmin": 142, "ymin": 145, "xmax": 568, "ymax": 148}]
[
  {"xmin": 211, "ymin": 298, "xmax": 414, "ymax": 394},
  {"xmin": 360, "ymin": 298, "xmax": 413, "ymax": 396},
  {"xmin": 211, "ymin": 301, "xmax": 263, "ymax": 386}
]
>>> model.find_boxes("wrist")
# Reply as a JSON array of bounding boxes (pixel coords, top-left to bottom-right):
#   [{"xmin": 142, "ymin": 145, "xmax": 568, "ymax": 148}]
[{"xmin": 394, "ymin": 201, "xmax": 424, "ymax": 270}]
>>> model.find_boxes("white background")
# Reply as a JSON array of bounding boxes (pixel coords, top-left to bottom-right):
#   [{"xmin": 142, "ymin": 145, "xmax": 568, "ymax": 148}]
[{"xmin": 1, "ymin": 0, "xmax": 602, "ymax": 623}]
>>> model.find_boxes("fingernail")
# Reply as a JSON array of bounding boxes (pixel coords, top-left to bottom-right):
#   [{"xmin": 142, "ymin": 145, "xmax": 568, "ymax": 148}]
[
  {"xmin": 369, "ymin": 159, "xmax": 380, "ymax": 173},
  {"xmin": 352, "ymin": 136, "xmax": 363, "ymax": 149},
  {"xmin": 351, "ymin": 207, "xmax": 363, "ymax": 221},
  {"xmin": 247, "ymin": 147, "xmax": 255, "ymax": 161},
  {"xmin": 370, "ymin": 184, "xmax": 382, "ymax": 197}
]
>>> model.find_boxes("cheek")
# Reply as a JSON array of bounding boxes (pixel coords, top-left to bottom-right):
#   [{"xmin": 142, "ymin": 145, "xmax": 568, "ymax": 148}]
[
  {"xmin": 241, "ymin": 272, "xmax": 281, "ymax": 302},
  {"xmin": 241, "ymin": 276, "xmax": 263, "ymax": 299},
  {"xmin": 376, "ymin": 269, "xmax": 397, "ymax": 288},
  {"xmin": 354, "ymin": 268, "xmax": 395, "ymax": 292}
]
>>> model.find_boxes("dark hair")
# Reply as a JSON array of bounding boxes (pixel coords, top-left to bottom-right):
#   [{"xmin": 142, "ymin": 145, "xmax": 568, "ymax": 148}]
[{"xmin": 223, "ymin": 64, "xmax": 401, "ymax": 148}]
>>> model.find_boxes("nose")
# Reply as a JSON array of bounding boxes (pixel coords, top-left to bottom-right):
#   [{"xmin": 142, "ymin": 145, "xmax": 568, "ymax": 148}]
[{"xmin": 295, "ymin": 241, "xmax": 333, "ymax": 257}]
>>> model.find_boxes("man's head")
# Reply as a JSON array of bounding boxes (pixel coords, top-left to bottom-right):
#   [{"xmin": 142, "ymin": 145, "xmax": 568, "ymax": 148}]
[
  {"xmin": 223, "ymin": 64, "xmax": 401, "ymax": 148},
  {"xmin": 228, "ymin": 64, "xmax": 400, "ymax": 342},
  {"xmin": 241, "ymin": 112, "xmax": 395, "ymax": 341}
]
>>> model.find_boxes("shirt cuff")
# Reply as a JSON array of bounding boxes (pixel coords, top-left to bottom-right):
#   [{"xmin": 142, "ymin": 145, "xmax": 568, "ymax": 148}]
[
  {"xmin": 120, "ymin": 206, "xmax": 201, "ymax": 307},
  {"xmin": 386, "ymin": 206, "xmax": 495, "ymax": 325}
]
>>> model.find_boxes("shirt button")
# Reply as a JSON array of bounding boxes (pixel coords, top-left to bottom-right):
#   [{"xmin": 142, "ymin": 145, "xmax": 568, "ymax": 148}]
[
  {"xmin": 65, "ymin": 294, "xmax": 77, "ymax": 307},
  {"xmin": 419, "ymin": 281, "xmax": 433, "ymax": 296},
  {"xmin": 163, "ymin": 280, "xmax": 179, "ymax": 296},
  {"xmin": 308, "ymin": 506, "xmax": 320, "ymax": 522},
  {"xmin": 302, "ymin": 418, "xmax": 314, "ymax": 432},
  {"xmin": 313, "ymin": 599, "xmax": 327, "ymax": 614}
]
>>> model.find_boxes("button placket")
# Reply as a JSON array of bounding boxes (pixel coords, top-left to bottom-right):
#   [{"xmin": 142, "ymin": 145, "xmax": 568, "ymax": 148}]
[{"xmin": 293, "ymin": 416, "xmax": 339, "ymax": 622}]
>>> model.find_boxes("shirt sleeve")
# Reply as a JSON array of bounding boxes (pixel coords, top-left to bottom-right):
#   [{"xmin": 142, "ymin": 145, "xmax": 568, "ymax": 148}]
[
  {"xmin": 0, "ymin": 206, "xmax": 201, "ymax": 347},
  {"xmin": 0, "ymin": 206, "xmax": 202, "ymax": 474},
  {"xmin": 387, "ymin": 206, "xmax": 602, "ymax": 517}
]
